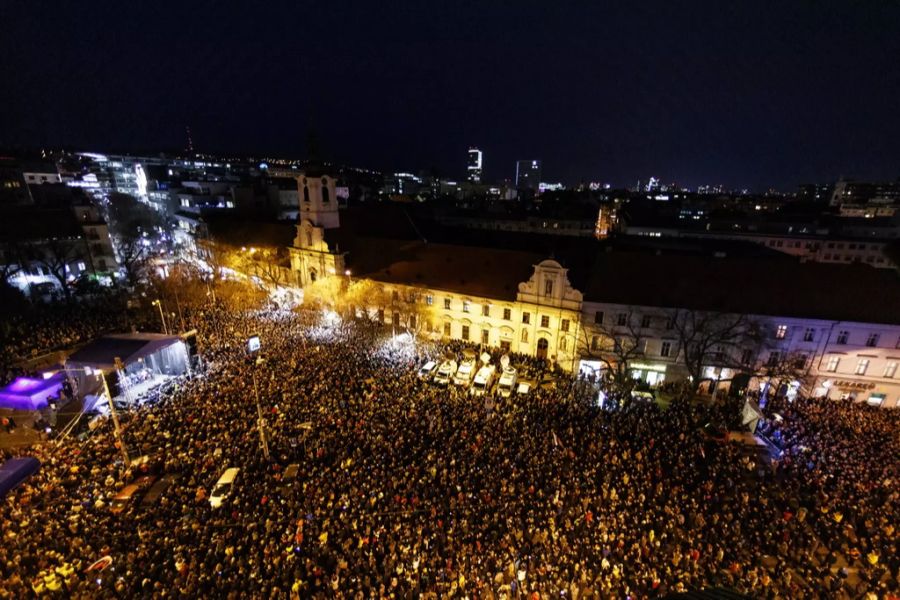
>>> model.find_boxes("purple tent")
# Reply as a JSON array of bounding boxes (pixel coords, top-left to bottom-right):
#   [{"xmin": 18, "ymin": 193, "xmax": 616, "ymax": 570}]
[{"xmin": 0, "ymin": 374, "xmax": 64, "ymax": 411}]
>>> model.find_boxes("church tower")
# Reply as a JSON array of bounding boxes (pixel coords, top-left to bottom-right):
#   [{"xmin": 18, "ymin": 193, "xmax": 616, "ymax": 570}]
[{"xmin": 290, "ymin": 170, "xmax": 345, "ymax": 286}]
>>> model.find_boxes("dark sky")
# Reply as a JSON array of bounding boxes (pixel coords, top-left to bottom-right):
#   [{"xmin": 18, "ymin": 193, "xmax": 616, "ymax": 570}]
[{"xmin": 1, "ymin": 1, "xmax": 899, "ymax": 190}]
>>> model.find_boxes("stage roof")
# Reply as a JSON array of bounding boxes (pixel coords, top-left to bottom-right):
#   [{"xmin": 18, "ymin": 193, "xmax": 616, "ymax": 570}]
[{"xmin": 66, "ymin": 333, "xmax": 183, "ymax": 369}]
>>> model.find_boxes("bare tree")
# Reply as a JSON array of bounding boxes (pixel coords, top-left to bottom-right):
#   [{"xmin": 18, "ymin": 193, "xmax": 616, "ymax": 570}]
[
  {"xmin": 0, "ymin": 241, "xmax": 23, "ymax": 285},
  {"xmin": 117, "ymin": 236, "xmax": 152, "ymax": 287},
  {"xmin": 668, "ymin": 309, "xmax": 763, "ymax": 391},
  {"xmin": 755, "ymin": 350, "xmax": 815, "ymax": 400},
  {"xmin": 576, "ymin": 310, "xmax": 649, "ymax": 393},
  {"xmin": 25, "ymin": 238, "xmax": 87, "ymax": 301}
]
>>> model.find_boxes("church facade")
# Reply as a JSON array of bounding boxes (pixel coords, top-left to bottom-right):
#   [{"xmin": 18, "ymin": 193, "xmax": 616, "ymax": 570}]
[{"xmin": 288, "ymin": 172, "xmax": 345, "ymax": 286}]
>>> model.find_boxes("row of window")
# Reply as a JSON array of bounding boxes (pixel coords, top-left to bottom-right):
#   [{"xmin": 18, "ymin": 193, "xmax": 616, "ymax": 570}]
[
  {"xmin": 822, "ymin": 253, "xmax": 885, "ymax": 264},
  {"xmin": 593, "ymin": 311, "xmax": 673, "ymax": 329},
  {"xmin": 441, "ymin": 297, "xmax": 571, "ymax": 331},
  {"xmin": 774, "ymin": 326, "xmax": 893, "ymax": 348},
  {"xmin": 825, "ymin": 356, "xmax": 898, "ymax": 378},
  {"xmin": 441, "ymin": 322, "xmax": 570, "ymax": 350}
]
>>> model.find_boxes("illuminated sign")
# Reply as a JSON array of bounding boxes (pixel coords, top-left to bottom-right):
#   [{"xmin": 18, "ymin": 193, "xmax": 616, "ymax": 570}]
[
  {"xmin": 247, "ymin": 336, "xmax": 261, "ymax": 354},
  {"xmin": 629, "ymin": 362, "xmax": 667, "ymax": 372},
  {"xmin": 832, "ymin": 380, "xmax": 876, "ymax": 390}
]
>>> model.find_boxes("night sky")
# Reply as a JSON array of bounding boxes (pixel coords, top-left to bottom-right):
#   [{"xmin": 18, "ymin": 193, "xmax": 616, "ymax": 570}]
[{"xmin": 1, "ymin": 1, "xmax": 898, "ymax": 190}]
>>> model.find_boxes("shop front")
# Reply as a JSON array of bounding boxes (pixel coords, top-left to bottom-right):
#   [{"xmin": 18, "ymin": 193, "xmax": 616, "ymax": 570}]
[
  {"xmin": 629, "ymin": 362, "xmax": 668, "ymax": 387},
  {"xmin": 812, "ymin": 378, "xmax": 899, "ymax": 408}
]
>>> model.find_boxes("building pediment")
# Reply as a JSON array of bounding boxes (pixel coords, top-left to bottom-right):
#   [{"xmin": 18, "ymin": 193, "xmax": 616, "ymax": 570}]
[{"xmin": 517, "ymin": 259, "xmax": 583, "ymax": 310}]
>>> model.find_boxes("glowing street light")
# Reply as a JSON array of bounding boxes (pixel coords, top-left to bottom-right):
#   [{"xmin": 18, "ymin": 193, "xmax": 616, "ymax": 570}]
[{"xmin": 151, "ymin": 299, "xmax": 169, "ymax": 335}]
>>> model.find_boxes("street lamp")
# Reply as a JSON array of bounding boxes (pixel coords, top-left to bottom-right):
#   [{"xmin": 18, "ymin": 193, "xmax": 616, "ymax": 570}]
[{"xmin": 152, "ymin": 299, "xmax": 169, "ymax": 335}]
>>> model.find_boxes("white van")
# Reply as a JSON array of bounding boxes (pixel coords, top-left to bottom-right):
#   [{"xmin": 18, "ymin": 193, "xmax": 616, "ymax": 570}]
[
  {"xmin": 209, "ymin": 467, "xmax": 240, "ymax": 508},
  {"xmin": 433, "ymin": 360, "xmax": 457, "ymax": 387},
  {"xmin": 497, "ymin": 367, "xmax": 517, "ymax": 398},
  {"xmin": 417, "ymin": 360, "xmax": 438, "ymax": 379},
  {"xmin": 470, "ymin": 365, "xmax": 496, "ymax": 396},
  {"xmin": 453, "ymin": 359, "xmax": 477, "ymax": 387}
]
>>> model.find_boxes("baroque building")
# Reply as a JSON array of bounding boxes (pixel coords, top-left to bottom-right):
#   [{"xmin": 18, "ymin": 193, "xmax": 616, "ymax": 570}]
[{"xmin": 289, "ymin": 170, "xmax": 344, "ymax": 286}]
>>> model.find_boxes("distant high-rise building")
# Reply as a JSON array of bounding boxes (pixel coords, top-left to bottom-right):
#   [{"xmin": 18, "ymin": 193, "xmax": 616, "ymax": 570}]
[
  {"xmin": 467, "ymin": 148, "xmax": 483, "ymax": 184},
  {"xmin": 515, "ymin": 160, "xmax": 541, "ymax": 191}
]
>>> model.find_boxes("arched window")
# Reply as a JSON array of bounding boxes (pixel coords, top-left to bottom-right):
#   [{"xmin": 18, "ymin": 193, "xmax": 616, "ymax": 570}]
[
  {"xmin": 308, "ymin": 268, "xmax": 317, "ymax": 283},
  {"xmin": 537, "ymin": 338, "xmax": 549, "ymax": 359},
  {"xmin": 321, "ymin": 178, "xmax": 330, "ymax": 203},
  {"xmin": 303, "ymin": 186, "xmax": 310, "ymax": 203}
]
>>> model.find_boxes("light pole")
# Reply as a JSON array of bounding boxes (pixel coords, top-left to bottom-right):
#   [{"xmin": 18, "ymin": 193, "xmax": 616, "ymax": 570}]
[
  {"xmin": 152, "ymin": 299, "xmax": 169, "ymax": 334},
  {"xmin": 251, "ymin": 360, "xmax": 270, "ymax": 460},
  {"xmin": 65, "ymin": 366, "xmax": 131, "ymax": 466},
  {"xmin": 246, "ymin": 335, "xmax": 270, "ymax": 460}
]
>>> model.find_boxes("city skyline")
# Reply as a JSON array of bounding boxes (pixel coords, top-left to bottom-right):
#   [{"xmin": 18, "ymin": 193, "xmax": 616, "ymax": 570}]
[{"xmin": 2, "ymin": 2, "xmax": 899, "ymax": 190}]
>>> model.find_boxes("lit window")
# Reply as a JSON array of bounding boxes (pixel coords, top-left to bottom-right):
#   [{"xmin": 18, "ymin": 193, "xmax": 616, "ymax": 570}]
[
  {"xmin": 775, "ymin": 325, "xmax": 787, "ymax": 339},
  {"xmin": 855, "ymin": 359, "xmax": 869, "ymax": 375},
  {"xmin": 826, "ymin": 356, "xmax": 840, "ymax": 372},
  {"xmin": 77, "ymin": 262, "xmax": 86, "ymax": 271},
  {"xmin": 885, "ymin": 362, "xmax": 898, "ymax": 378},
  {"xmin": 425, "ymin": 295, "xmax": 433, "ymax": 306},
  {"xmin": 865, "ymin": 333, "xmax": 879, "ymax": 347},
  {"xmin": 462, "ymin": 301, "xmax": 470, "ymax": 313},
  {"xmin": 540, "ymin": 315, "xmax": 550, "ymax": 328}
]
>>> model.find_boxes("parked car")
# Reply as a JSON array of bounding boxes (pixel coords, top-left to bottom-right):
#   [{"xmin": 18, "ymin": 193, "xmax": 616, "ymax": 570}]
[
  {"xmin": 470, "ymin": 365, "xmax": 496, "ymax": 397},
  {"xmin": 210, "ymin": 467, "xmax": 240, "ymax": 508},
  {"xmin": 433, "ymin": 360, "xmax": 457, "ymax": 387},
  {"xmin": 497, "ymin": 367, "xmax": 518, "ymax": 398},
  {"xmin": 141, "ymin": 474, "xmax": 179, "ymax": 508},
  {"xmin": 417, "ymin": 360, "xmax": 437, "ymax": 380},
  {"xmin": 453, "ymin": 359, "xmax": 477, "ymax": 387},
  {"xmin": 110, "ymin": 476, "xmax": 155, "ymax": 514}
]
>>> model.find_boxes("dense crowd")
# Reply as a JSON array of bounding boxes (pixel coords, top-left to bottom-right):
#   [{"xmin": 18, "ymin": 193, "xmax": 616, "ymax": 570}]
[
  {"xmin": 1, "ymin": 306, "xmax": 898, "ymax": 599},
  {"xmin": 0, "ymin": 295, "xmax": 158, "ymax": 384}
]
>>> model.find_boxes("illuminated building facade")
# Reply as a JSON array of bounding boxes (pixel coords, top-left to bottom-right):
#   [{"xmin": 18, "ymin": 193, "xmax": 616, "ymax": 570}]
[
  {"xmin": 289, "ymin": 170, "xmax": 345, "ymax": 286},
  {"xmin": 515, "ymin": 160, "xmax": 541, "ymax": 192},
  {"xmin": 467, "ymin": 148, "xmax": 483, "ymax": 184},
  {"xmin": 281, "ymin": 181, "xmax": 900, "ymax": 407}
]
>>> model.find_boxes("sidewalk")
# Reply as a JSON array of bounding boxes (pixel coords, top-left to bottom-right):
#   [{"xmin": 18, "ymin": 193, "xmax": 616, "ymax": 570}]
[{"xmin": 0, "ymin": 409, "xmax": 45, "ymax": 450}]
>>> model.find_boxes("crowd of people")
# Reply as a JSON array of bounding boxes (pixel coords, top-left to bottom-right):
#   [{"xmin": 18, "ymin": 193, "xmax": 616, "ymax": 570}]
[
  {"xmin": 0, "ymin": 294, "xmax": 158, "ymax": 384},
  {"xmin": 0, "ymin": 304, "xmax": 898, "ymax": 599}
]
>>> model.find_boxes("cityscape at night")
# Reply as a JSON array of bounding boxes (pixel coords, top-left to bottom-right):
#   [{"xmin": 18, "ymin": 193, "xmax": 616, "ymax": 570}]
[{"xmin": 1, "ymin": 2, "xmax": 899, "ymax": 598}]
